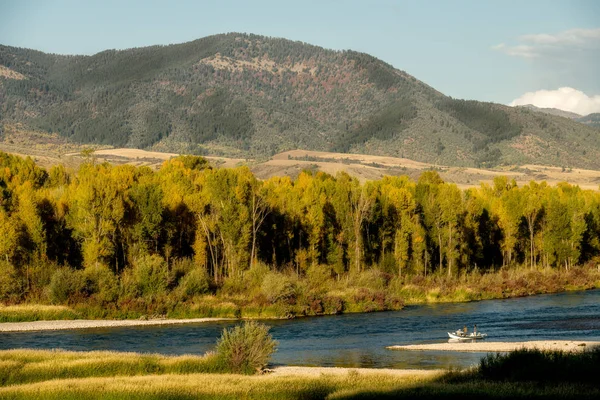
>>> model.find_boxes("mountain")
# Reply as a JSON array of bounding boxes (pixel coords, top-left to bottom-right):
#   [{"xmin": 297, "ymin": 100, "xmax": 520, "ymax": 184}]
[
  {"xmin": 517, "ymin": 104, "xmax": 582, "ymax": 120},
  {"xmin": 576, "ymin": 113, "xmax": 600, "ymax": 129},
  {"xmin": 1, "ymin": 33, "xmax": 600, "ymax": 168}
]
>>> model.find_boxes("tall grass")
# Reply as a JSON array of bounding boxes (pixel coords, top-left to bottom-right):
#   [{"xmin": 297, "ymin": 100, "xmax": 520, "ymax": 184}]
[
  {"xmin": 0, "ymin": 349, "xmax": 599, "ymax": 399},
  {"xmin": 0, "ymin": 305, "xmax": 81, "ymax": 322},
  {"xmin": 0, "ymin": 349, "xmax": 223, "ymax": 386},
  {"xmin": 477, "ymin": 347, "xmax": 600, "ymax": 384}
]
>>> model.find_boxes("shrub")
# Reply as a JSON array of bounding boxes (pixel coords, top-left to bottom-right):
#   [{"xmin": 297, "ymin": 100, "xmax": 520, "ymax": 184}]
[
  {"xmin": 261, "ymin": 271, "xmax": 296, "ymax": 304},
  {"xmin": 131, "ymin": 254, "xmax": 169, "ymax": 297},
  {"xmin": 305, "ymin": 264, "xmax": 333, "ymax": 291},
  {"xmin": 48, "ymin": 268, "xmax": 85, "ymax": 304},
  {"xmin": 169, "ymin": 258, "xmax": 195, "ymax": 288},
  {"xmin": 323, "ymin": 295, "xmax": 344, "ymax": 314},
  {"xmin": 0, "ymin": 261, "xmax": 19, "ymax": 301},
  {"xmin": 215, "ymin": 321, "xmax": 277, "ymax": 374},
  {"xmin": 244, "ymin": 262, "xmax": 271, "ymax": 290},
  {"xmin": 177, "ymin": 267, "xmax": 210, "ymax": 298},
  {"xmin": 478, "ymin": 347, "xmax": 600, "ymax": 385},
  {"xmin": 82, "ymin": 265, "xmax": 118, "ymax": 303},
  {"xmin": 354, "ymin": 268, "xmax": 388, "ymax": 291}
]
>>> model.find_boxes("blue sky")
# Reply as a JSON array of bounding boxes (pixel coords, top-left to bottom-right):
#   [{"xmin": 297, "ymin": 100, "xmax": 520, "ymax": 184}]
[{"xmin": 1, "ymin": 0, "xmax": 598, "ymax": 110}]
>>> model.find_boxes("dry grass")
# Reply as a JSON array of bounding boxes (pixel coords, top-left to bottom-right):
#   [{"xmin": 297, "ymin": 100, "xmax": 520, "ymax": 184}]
[
  {"xmin": 0, "ymin": 304, "xmax": 80, "ymax": 322},
  {"xmin": 2, "ymin": 127, "xmax": 600, "ymax": 188},
  {"xmin": 0, "ymin": 349, "xmax": 597, "ymax": 399},
  {"xmin": 0, "ymin": 349, "xmax": 434, "ymax": 400},
  {"xmin": 0, "ymin": 66, "xmax": 26, "ymax": 80},
  {"xmin": 0, "ymin": 349, "xmax": 222, "ymax": 386}
]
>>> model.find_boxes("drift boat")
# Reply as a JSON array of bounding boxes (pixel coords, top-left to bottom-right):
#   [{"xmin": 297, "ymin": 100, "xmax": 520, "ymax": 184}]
[{"xmin": 448, "ymin": 330, "xmax": 487, "ymax": 340}]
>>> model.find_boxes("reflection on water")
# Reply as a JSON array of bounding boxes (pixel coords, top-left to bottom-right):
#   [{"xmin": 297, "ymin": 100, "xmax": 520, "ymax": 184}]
[{"xmin": 1, "ymin": 289, "xmax": 599, "ymax": 369}]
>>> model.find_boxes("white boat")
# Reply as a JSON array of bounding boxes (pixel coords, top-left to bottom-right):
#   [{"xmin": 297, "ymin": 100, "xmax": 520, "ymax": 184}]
[{"xmin": 447, "ymin": 330, "xmax": 487, "ymax": 340}]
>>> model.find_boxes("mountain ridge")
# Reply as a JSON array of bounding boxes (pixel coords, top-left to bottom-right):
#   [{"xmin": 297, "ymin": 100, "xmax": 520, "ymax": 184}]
[
  {"xmin": 517, "ymin": 104, "xmax": 582, "ymax": 119},
  {"xmin": 1, "ymin": 33, "xmax": 599, "ymax": 169}
]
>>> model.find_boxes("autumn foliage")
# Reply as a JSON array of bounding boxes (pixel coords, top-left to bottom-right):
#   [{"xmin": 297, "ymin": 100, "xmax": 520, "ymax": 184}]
[{"xmin": 0, "ymin": 152, "xmax": 599, "ymax": 318}]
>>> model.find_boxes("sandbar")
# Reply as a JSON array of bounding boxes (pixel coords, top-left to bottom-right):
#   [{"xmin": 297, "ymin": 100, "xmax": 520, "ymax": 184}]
[
  {"xmin": 270, "ymin": 366, "xmax": 441, "ymax": 378},
  {"xmin": 0, "ymin": 318, "xmax": 234, "ymax": 332},
  {"xmin": 387, "ymin": 340, "xmax": 600, "ymax": 352}
]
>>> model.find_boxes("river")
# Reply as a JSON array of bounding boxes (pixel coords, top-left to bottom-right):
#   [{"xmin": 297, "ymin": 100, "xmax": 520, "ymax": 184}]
[{"xmin": 1, "ymin": 289, "xmax": 599, "ymax": 369}]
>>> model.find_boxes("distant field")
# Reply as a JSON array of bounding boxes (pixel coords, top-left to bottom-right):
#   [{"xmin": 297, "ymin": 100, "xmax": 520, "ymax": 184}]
[
  {"xmin": 257, "ymin": 150, "xmax": 600, "ymax": 189},
  {"xmin": 1, "ymin": 125, "xmax": 599, "ymax": 189}
]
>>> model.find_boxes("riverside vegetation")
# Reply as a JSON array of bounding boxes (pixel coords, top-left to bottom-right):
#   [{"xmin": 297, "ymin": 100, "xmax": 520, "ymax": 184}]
[{"xmin": 0, "ymin": 151, "xmax": 599, "ymax": 321}]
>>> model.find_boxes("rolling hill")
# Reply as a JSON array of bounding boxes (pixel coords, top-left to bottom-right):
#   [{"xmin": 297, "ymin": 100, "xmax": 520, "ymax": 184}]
[
  {"xmin": 1, "ymin": 33, "xmax": 599, "ymax": 169},
  {"xmin": 517, "ymin": 104, "xmax": 582, "ymax": 120}
]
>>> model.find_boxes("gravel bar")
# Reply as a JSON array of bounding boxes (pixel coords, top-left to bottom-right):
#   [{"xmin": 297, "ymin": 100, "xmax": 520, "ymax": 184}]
[
  {"xmin": 386, "ymin": 340, "xmax": 600, "ymax": 352},
  {"xmin": 0, "ymin": 318, "xmax": 235, "ymax": 332}
]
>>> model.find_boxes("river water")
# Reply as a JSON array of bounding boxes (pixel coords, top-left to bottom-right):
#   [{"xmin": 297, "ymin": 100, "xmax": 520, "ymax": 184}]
[{"xmin": 1, "ymin": 290, "xmax": 599, "ymax": 369}]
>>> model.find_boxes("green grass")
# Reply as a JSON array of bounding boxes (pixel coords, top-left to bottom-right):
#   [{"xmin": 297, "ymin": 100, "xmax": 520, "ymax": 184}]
[
  {"xmin": 0, "ymin": 349, "xmax": 599, "ymax": 399},
  {"xmin": 0, "ymin": 349, "xmax": 223, "ymax": 387}
]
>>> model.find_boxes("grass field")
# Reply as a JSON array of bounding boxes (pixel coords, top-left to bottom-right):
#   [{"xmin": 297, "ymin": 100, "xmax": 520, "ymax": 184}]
[
  {"xmin": 4, "ymin": 123, "xmax": 600, "ymax": 189},
  {"xmin": 0, "ymin": 349, "xmax": 598, "ymax": 399}
]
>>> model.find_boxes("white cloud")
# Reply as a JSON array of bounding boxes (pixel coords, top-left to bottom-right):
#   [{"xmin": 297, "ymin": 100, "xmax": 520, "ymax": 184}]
[
  {"xmin": 492, "ymin": 43, "xmax": 538, "ymax": 58},
  {"xmin": 493, "ymin": 28, "xmax": 600, "ymax": 59},
  {"xmin": 510, "ymin": 87, "xmax": 600, "ymax": 116}
]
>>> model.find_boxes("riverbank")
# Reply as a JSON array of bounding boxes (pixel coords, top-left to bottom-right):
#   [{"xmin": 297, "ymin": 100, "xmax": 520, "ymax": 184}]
[
  {"xmin": 0, "ymin": 349, "xmax": 598, "ymax": 399},
  {"xmin": 270, "ymin": 366, "xmax": 441, "ymax": 378},
  {"xmin": 387, "ymin": 340, "xmax": 600, "ymax": 352},
  {"xmin": 0, "ymin": 317, "xmax": 235, "ymax": 332}
]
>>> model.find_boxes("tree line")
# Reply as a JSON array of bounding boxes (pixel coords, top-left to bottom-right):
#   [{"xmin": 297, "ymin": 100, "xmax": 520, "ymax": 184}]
[{"xmin": 0, "ymin": 152, "xmax": 598, "ymax": 314}]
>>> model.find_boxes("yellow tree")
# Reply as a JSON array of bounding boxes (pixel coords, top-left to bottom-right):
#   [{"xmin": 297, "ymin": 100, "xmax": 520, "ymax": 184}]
[
  {"xmin": 295, "ymin": 171, "xmax": 330, "ymax": 268},
  {"xmin": 521, "ymin": 182, "xmax": 546, "ymax": 269},
  {"xmin": 15, "ymin": 181, "xmax": 46, "ymax": 260},
  {"xmin": 493, "ymin": 186, "xmax": 522, "ymax": 267},
  {"xmin": 67, "ymin": 164, "xmax": 127, "ymax": 270},
  {"xmin": 333, "ymin": 172, "xmax": 373, "ymax": 273},
  {"xmin": 439, "ymin": 183, "xmax": 464, "ymax": 277},
  {"xmin": 186, "ymin": 167, "xmax": 252, "ymax": 280},
  {"xmin": 0, "ymin": 208, "xmax": 18, "ymax": 263},
  {"xmin": 386, "ymin": 184, "xmax": 416, "ymax": 278},
  {"xmin": 156, "ymin": 158, "xmax": 200, "ymax": 265}
]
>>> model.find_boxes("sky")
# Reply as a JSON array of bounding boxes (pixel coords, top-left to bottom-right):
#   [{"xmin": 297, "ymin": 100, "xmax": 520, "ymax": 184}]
[{"xmin": 1, "ymin": 0, "xmax": 599, "ymax": 114}]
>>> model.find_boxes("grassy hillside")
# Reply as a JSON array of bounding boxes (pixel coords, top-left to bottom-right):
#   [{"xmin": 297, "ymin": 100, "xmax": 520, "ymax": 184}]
[{"xmin": 1, "ymin": 33, "xmax": 600, "ymax": 168}]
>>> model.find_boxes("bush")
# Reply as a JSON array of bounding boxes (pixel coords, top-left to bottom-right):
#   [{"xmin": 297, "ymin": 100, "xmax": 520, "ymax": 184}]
[
  {"xmin": 0, "ymin": 261, "xmax": 19, "ymax": 301},
  {"xmin": 305, "ymin": 264, "xmax": 333, "ymax": 291},
  {"xmin": 354, "ymin": 268, "xmax": 388, "ymax": 291},
  {"xmin": 215, "ymin": 321, "xmax": 277, "ymax": 374},
  {"xmin": 82, "ymin": 265, "xmax": 118, "ymax": 303},
  {"xmin": 131, "ymin": 254, "xmax": 169, "ymax": 297},
  {"xmin": 478, "ymin": 347, "xmax": 600, "ymax": 385},
  {"xmin": 48, "ymin": 268, "xmax": 85, "ymax": 304},
  {"xmin": 261, "ymin": 271, "xmax": 296, "ymax": 304},
  {"xmin": 177, "ymin": 267, "xmax": 210, "ymax": 298}
]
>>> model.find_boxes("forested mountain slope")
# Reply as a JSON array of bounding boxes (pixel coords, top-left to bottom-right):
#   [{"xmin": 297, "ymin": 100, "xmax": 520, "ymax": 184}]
[
  {"xmin": 1, "ymin": 33, "xmax": 599, "ymax": 168},
  {"xmin": 517, "ymin": 105, "xmax": 582, "ymax": 120},
  {"xmin": 577, "ymin": 113, "xmax": 600, "ymax": 129}
]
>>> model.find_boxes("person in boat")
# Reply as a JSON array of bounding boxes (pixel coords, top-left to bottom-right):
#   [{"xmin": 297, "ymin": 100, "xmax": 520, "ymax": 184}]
[
  {"xmin": 474, "ymin": 324, "xmax": 477, "ymax": 335},
  {"xmin": 463, "ymin": 325, "xmax": 467, "ymax": 334}
]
